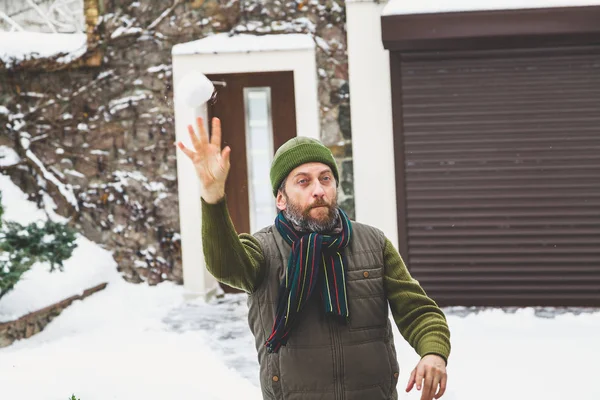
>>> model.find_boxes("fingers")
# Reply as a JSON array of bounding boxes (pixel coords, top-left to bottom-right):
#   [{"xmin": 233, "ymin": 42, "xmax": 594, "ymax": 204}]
[
  {"xmin": 196, "ymin": 116, "xmax": 209, "ymax": 145},
  {"xmin": 176, "ymin": 141, "xmax": 195, "ymax": 160},
  {"xmin": 222, "ymin": 146, "xmax": 231, "ymax": 166},
  {"xmin": 420, "ymin": 374, "xmax": 437, "ymax": 400},
  {"xmin": 415, "ymin": 365, "xmax": 425, "ymax": 392},
  {"xmin": 435, "ymin": 374, "xmax": 447, "ymax": 399},
  {"xmin": 187, "ymin": 123, "xmax": 202, "ymax": 151},
  {"xmin": 406, "ymin": 368, "xmax": 416, "ymax": 392},
  {"xmin": 211, "ymin": 117, "xmax": 222, "ymax": 147}
]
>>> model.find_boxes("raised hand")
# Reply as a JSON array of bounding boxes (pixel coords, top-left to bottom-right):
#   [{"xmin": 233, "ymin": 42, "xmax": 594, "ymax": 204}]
[{"xmin": 175, "ymin": 117, "xmax": 231, "ymax": 204}]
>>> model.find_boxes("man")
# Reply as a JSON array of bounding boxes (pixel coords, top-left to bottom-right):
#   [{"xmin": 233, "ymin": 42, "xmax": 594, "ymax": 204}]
[{"xmin": 176, "ymin": 117, "xmax": 451, "ymax": 400}]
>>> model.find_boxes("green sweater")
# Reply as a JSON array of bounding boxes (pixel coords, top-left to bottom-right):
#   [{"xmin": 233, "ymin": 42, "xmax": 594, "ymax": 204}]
[{"xmin": 201, "ymin": 199, "xmax": 451, "ymax": 363}]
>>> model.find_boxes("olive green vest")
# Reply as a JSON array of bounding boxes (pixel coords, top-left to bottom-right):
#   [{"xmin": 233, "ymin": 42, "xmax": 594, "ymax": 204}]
[{"xmin": 249, "ymin": 222, "xmax": 400, "ymax": 400}]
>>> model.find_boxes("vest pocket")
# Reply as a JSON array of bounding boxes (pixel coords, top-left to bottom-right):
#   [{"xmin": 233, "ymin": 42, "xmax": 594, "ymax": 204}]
[
  {"xmin": 346, "ymin": 267, "xmax": 387, "ymax": 330},
  {"xmin": 342, "ymin": 340, "xmax": 393, "ymax": 398},
  {"xmin": 346, "ymin": 267, "xmax": 384, "ymax": 288},
  {"xmin": 347, "ymin": 294, "xmax": 387, "ymax": 330},
  {"xmin": 278, "ymin": 346, "xmax": 335, "ymax": 394}
]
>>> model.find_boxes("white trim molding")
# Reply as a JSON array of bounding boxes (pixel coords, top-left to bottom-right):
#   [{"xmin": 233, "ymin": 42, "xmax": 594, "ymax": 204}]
[
  {"xmin": 382, "ymin": 0, "xmax": 600, "ymax": 16},
  {"xmin": 346, "ymin": 0, "xmax": 399, "ymax": 249}
]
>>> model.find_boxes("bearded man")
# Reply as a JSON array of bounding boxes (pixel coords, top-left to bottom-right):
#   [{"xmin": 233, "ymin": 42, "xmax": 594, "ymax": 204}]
[{"xmin": 176, "ymin": 117, "xmax": 451, "ymax": 400}]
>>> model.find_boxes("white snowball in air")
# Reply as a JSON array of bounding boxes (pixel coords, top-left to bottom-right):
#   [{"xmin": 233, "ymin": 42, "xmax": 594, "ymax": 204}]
[{"xmin": 177, "ymin": 72, "xmax": 215, "ymax": 107}]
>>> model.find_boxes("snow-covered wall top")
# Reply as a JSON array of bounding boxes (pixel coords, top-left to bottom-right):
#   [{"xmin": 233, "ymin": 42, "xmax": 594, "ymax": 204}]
[
  {"xmin": 382, "ymin": 0, "xmax": 600, "ymax": 16},
  {"xmin": 0, "ymin": 32, "xmax": 87, "ymax": 66},
  {"xmin": 172, "ymin": 33, "xmax": 314, "ymax": 56}
]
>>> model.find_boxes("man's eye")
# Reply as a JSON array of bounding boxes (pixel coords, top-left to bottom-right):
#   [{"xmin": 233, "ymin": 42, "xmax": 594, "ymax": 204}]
[
  {"xmin": 322, "ymin": 176, "xmax": 331, "ymax": 181},
  {"xmin": 298, "ymin": 179, "xmax": 307, "ymax": 184}
]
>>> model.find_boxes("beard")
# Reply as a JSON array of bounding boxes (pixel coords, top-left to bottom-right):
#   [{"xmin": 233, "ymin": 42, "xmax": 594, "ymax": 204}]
[{"xmin": 282, "ymin": 195, "xmax": 340, "ymax": 233}]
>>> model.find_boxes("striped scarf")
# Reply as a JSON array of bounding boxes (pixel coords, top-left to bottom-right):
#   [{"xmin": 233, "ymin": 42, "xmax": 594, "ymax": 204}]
[{"xmin": 265, "ymin": 209, "xmax": 353, "ymax": 353}]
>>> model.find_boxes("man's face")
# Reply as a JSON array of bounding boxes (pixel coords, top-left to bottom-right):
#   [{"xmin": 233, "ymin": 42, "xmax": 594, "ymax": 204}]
[{"xmin": 276, "ymin": 162, "xmax": 339, "ymax": 232}]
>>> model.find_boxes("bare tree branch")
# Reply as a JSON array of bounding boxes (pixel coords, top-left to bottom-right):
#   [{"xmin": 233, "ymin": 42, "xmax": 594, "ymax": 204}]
[
  {"xmin": 24, "ymin": 0, "xmax": 58, "ymax": 33},
  {"xmin": 24, "ymin": 146, "xmax": 80, "ymax": 214},
  {"xmin": 3, "ymin": 0, "xmax": 84, "ymax": 33},
  {"xmin": 0, "ymin": 11, "xmax": 25, "ymax": 31},
  {"xmin": 147, "ymin": 0, "xmax": 185, "ymax": 31}
]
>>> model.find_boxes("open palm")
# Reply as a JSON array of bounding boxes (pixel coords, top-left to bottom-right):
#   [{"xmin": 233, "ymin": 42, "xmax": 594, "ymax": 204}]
[{"xmin": 176, "ymin": 117, "xmax": 231, "ymax": 203}]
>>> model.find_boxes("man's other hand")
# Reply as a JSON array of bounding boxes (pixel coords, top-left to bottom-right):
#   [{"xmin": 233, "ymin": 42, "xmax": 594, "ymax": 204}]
[{"xmin": 406, "ymin": 354, "xmax": 447, "ymax": 400}]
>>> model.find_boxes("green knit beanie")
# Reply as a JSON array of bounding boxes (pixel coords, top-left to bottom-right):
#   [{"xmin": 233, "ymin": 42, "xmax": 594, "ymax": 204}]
[{"xmin": 270, "ymin": 137, "xmax": 339, "ymax": 196}]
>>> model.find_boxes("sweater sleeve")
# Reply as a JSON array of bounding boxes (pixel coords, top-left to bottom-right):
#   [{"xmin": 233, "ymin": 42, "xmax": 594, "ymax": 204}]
[
  {"xmin": 383, "ymin": 238, "xmax": 451, "ymax": 364},
  {"xmin": 201, "ymin": 197, "xmax": 266, "ymax": 293}
]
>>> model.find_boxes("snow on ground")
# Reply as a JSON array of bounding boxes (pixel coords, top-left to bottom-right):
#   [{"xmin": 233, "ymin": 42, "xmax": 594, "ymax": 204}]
[
  {"xmin": 0, "ymin": 173, "xmax": 44, "ymax": 225},
  {"xmin": 0, "ymin": 146, "xmax": 20, "ymax": 167},
  {"xmin": 0, "ymin": 234, "xmax": 118, "ymax": 322},
  {"xmin": 1, "ymin": 172, "xmax": 600, "ymax": 400},
  {"xmin": 0, "ymin": 173, "xmax": 261, "ymax": 399},
  {"xmin": 165, "ymin": 297, "xmax": 600, "ymax": 400},
  {"xmin": 0, "ymin": 281, "xmax": 261, "ymax": 400},
  {"xmin": 400, "ymin": 307, "xmax": 600, "ymax": 400},
  {"xmin": 2, "ymin": 285, "xmax": 598, "ymax": 400},
  {"xmin": 0, "ymin": 173, "xmax": 112, "ymax": 321},
  {"xmin": 0, "ymin": 32, "xmax": 87, "ymax": 66}
]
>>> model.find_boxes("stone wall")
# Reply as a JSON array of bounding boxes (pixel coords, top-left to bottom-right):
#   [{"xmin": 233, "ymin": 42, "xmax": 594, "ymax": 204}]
[
  {"xmin": 0, "ymin": 0, "xmax": 354, "ymax": 285},
  {"xmin": 0, "ymin": 282, "xmax": 107, "ymax": 347}
]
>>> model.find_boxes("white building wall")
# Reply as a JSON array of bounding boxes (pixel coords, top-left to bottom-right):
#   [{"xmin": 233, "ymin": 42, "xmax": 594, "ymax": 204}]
[{"xmin": 346, "ymin": 0, "xmax": 399, "ymax": 248}]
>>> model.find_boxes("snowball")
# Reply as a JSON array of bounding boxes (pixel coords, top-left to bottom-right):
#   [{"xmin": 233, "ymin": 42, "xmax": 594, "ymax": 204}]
[{"xmin": 176, "ymin": 72, "xmax": 214, "ymax": 107}]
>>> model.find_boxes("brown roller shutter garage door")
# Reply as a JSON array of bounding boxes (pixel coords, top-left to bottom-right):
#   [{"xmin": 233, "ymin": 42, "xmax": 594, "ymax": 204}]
[{"xmin": 383, "ymin": 7, "xmax": 600, "ymax": 307}]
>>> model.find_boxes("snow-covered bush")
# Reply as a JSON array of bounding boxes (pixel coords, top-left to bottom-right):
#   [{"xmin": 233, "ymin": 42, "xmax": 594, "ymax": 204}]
[{"xmin": 0, "ymin": 192, "xmax": 77, "ymax": 299}]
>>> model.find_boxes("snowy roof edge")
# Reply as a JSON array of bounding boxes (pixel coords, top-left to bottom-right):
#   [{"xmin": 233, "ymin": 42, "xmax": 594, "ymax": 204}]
[
  {"xmin": 382, "ymin": 0, "xmax": 600, "ymax": 16},
  {"xmin": 172, "ymin": 33, "xmax": 315, "ymax": 56}
]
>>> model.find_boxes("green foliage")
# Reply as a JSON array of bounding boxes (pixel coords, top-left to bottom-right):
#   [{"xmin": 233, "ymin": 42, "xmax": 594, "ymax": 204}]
[
  {"xmin": 69, "ymin": 395, "xmax": 81, "ymax": 400},
  {"xmin": 0, "ymin": 191, "xmax": 78, "ymax": 300},
  {"xmin": 1, "ymin": 220, "xmax": 77, "ymax": 270}
]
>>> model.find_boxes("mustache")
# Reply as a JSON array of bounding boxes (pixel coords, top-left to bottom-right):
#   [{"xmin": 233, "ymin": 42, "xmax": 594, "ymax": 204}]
[
  {"xmin": 309, "ymin": 199, "xmax": 330, "ymax": 209},
  {"xmin": 301, "ymin": 200, "xmax": 332, "ymax": 219}
]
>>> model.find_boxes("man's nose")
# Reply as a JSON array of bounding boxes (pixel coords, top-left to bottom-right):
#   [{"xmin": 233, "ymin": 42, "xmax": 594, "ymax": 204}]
[{"xmin": 312, "ymin": 182, "xmax": 325, "ymax": 198}]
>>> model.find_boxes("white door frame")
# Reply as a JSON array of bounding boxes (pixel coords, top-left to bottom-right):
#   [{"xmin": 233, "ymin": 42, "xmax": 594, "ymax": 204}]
[
  {"xmin": 346, "ymin": 0, "xmax": 399, "ymax": 248},
  {"xmin": 171, "ymin": 34, "xmax": 319, "ymax": 298}
]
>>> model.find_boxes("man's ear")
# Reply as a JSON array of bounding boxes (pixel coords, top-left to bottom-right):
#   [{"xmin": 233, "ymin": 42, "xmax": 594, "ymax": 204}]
[{"xmin": 276, "ymin": 191, "xmax": 287, "ymax": 211}]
